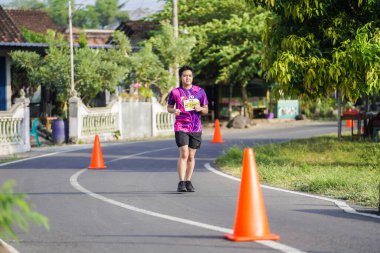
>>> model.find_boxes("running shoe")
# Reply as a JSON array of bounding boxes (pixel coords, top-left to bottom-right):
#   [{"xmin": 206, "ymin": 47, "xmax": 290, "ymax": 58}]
[
  {"xmin": 185, "ymin": 181, "xmax": 195, "ymax": 192},
  {"xmin": 177, "ymin": 181, "xmax": 187, "ymax": 192}
]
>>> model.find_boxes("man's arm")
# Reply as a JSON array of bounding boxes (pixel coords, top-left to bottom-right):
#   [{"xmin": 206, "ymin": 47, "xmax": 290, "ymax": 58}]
[
  {"xmin": 194, "ymin": 105, "xmax": 208, "ymax": 115},
  {"xmin": 167, "ymin": 104, "xmax": 181, "ymax": 115}
]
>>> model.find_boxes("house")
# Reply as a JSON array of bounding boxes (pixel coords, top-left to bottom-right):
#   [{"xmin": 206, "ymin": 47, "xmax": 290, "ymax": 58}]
[
  {"xmin": 5, "ymin": 8, "xmax": 61, "ymax": 34},
  {"xmin": 0, "ymin": 6, "xmax": 59, "ymax": 111},
  {"xmin": 62, "ymin": 27, "xmax": 114, "ymax": 47},
  {"xmin": 115, "ymin": 20, "xmax": 159, "ymax": 48}
]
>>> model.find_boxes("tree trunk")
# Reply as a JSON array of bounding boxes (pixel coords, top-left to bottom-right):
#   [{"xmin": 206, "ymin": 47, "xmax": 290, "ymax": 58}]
[
  {"xmin": 337, "ymin": 89, "xmax": 342, "ymax": 138},
  {"xmin": 228, "ymin": 83, "xmax": 233, "ymax": 120},
  {"xmin": 241, "ymin": 85, "xmax": 248, "ymax": 117}
]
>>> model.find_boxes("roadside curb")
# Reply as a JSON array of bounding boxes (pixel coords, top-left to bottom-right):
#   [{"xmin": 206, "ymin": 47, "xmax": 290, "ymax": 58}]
[
  {"xmin": 204, "ymin": 163, "xmax": 380, "ymax": 220},
  {"xmin": 0, "ymin": 239, "xmax": 19, "ymax": 253}
]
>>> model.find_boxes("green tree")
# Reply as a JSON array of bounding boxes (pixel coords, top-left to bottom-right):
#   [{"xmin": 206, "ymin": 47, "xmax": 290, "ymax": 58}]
[
  {"xmin": 153, "ymin": 0, "xmax": 270, "ymax": 112},
  {"xmin": 10, "ymin": 31, "xmax": 131, "ymax": 115},
  {"xmin": 72, "ymin": 6, "xmax": 100, "ymax": 29},
  {"xmin": 147, "ymin": 21, "xmax": 196, "ymax": 98},
  {"xmin": 0, "ymin": 180, "xmax": 49, "ymax": 240},
  {"xmin": 71, "ymin": 0, "xmax": 129, "ymax": 29},
  {"xmin": 129, "ymin": 42, "xmax": 170, "ymax": 101},
  {"xmin": 47, "ymin": 0, "xmax": 67, "ymax": 27},
  {"xmin": 75, "ymin": 31, "xmax": 131, "ymax": 105},
  {"xmin": 190, "ymin": 11, "xmax": 269, "ymax": 86},
  {"xmin": 95, "ymin": 0, "xmax": 129, "ymax": 28},
  {"xmin": 153, "ymin": 0, "xmax": 250, "ymax": 26},
  {"xmin": 248, "ymin": 0, "xmax": 380, "ymax": 101}
]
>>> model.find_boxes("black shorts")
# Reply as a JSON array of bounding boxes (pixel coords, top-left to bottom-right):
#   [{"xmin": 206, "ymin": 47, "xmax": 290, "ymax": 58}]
[{"xmin": 175, "ymin": 131, "xmax": 202, "ymax": 149}]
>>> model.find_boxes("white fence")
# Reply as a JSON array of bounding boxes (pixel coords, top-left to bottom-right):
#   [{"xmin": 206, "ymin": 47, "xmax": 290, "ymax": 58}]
[
  {"xmin": 69, "ymin": 95, "xmax": 174, "ymax": 144},
  {"xmin": 151, "ymin": 99, "xmax": 175, "ymax": 137},
  {"xmin": 0, "ymin": 94, "xmax": 174, "ymax": 155},
  {"xmin": 69, "ymin": 94, "xmax": 122, "ymax": 143},
  {"xmin": 0, "ymin": 95, "xmax": 30, "ymax": 156}
]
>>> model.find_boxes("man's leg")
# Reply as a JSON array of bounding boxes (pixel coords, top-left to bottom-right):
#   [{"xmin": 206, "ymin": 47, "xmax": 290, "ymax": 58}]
[
  {"xmin": 185, "ymin": 148, "xmax": 197, "ymax": 180},
  {"xmin": 177, "ymin": 145, "xmax": 189, "ymax": 181}
]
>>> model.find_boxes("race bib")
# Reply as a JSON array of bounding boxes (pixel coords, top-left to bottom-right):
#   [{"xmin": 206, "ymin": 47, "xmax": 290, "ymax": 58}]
[{"xmin": 184, "ymin": 98, "xmax": 200, "ymax": 111}]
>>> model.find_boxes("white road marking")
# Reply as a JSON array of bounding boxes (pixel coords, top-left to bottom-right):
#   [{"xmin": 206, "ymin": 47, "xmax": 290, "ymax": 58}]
[
  {"xmin": 70, "ymin": 149, "xmax": 306, "ymax": 253},
  {"xmin": 0, "ymin": 144, "xmax": 115, "ymax": 167},
  {"xmin": 205, "ymin": 163, "xmax": 380, "ymax": 220}
]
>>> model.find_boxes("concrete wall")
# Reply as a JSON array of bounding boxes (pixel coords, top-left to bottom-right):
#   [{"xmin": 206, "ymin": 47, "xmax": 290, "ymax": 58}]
[{"xmin": 121, "ymin": 101, "xmax": 152, "ymax": 139}]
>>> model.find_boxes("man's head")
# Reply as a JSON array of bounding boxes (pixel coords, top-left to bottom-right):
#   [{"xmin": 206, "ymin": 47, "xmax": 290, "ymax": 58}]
[
  {"xmin": 179, "ymin": 65, "xmax": 193, "ymax": 77},
  {"xmin": 179, "ymin": 65, "xmax": 193, "ymax": 87}
]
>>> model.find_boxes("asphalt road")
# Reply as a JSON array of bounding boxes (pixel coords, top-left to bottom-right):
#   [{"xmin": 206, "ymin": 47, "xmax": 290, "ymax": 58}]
[{"xmin": 1, "ymin": 121, "xmax": 379, "ymax": 253}]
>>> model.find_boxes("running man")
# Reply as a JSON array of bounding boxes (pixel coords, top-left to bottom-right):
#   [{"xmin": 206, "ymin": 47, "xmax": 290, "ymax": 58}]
[{"xmin": 167, "ymin": 65, "xmax": 209, "ymax": 192}]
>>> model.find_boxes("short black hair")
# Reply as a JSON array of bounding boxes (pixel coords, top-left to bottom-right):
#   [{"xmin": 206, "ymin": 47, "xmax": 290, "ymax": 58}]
[{"xmin": 179, "ymin": 65, "xmax": 193, "ymax": 77}]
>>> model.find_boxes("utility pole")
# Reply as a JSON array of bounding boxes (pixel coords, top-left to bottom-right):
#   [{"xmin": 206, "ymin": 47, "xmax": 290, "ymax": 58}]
[
  {"xmin": 172, "ymin": 0, "xmax": 179, "ymax": 38},
  {"xmin": 172, "ymin": 0, "xmax": 179, "ymax": 87},
  {"xmin": 69, "ymin": 0, "xmax": 75, "ymax": 95}
]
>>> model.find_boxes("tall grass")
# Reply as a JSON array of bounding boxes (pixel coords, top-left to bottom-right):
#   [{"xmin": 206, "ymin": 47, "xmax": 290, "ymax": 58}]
[{"xmin": 216, "ymin": 136, "xmax": 380, "ymax": 208}]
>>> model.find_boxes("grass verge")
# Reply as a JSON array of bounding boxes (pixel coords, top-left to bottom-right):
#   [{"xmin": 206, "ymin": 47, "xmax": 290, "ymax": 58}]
[{"xmin": 216, "ymin": 136, "xmax": 380, "ymax": 208}]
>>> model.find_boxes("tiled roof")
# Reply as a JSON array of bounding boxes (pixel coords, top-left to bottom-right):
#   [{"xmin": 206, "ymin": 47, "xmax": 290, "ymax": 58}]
[
  {"xmin": 0, "ymin": 6, "xmax": 116, "ymax": 47},
  {"xmin": 62, "ymin": 27, "xmax": 114, "ymax": 46},
  {"xmin": 4, "ymin": 8, "xmax": 60, "ymax": 34},
  {"xmin": 0, "ymin": 6, "xmax": 23, "ymax": 42},
  {"xmin": 115, "ymin": 21, "xmax": 159, "ymax": 46}
]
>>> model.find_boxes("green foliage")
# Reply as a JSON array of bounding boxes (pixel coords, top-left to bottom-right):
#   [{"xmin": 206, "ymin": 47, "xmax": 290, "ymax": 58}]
[
  {"xmin": 129, "ymin": 43, "xmax": 170, "ymax": 92},
  {"xmin": 77, "ymin": 32, "xmax": 88, "ymax": 48},
  {"xmin": 152, "ymin": 0, "xmax": 271, "ymax": 92},
  {"xmin": 73, "ymin": 6, "xmax": 100, "ymax": 29},
  {"xmin": 21, "ymin": 28, "xmax": 47, "ymax": 43},
  {"xmin": 47, "ymin": 0, "xmax": 68, "ymax": 27},
  {"xmin": 10, "ymin": 30, "xmax": 131, "ymax": 114},
  {"xmin": 139, "ymin": 85, "xmax": 154, "ymax": 99},
  {"xmin": 0, "ymin": 180, "xmax": 49, "ymax": 240},
  {"xmin": 148, "ymin": 21, "xmax": 196, "ymax": 73},
  {"xmin": 153, "ymin": 0, "xmax": 251, "ymax": 26},
  {"xmin": 249, "ymin": 0, "xmax": 380, "ymax": 101},
  {"xmin": 95, "ymin": 0, "xmax": 129, "ymax": 28},
  {"xmin": 216, "ymin": 136, "xmax": 380, "ymax": 207},
  {"xmin": 300, "ymin": 97, "xmax": 337, "ymax": 119},
  {"xmin": 45, "ymin": 0, "xmax": 129, "ymax": 29},
  {"xmin": 126, "ymin": 21, "xmax": 195, "ymax": 102},
  {"xmin": 191, "ymin": 11, "xmax": 270, "ymax": 86}
]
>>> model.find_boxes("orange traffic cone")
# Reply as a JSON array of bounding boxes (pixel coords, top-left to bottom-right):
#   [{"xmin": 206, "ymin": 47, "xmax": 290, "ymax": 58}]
[
  {"xmin": 346, "ymin": 119, "xmax": 353, "ymax": 128},
  {"xmin": 345, "ymin": 108, "xmax": 353, "ymax": 128},
  {"xmin": 211, "ymin": 119, "xmax": 224, "ymax": 143},
  {"xmin": 225, "ymin": 148, "xmax": 280, "ymax": 241},
  {"xmin": 88, "ymin": 134, "xmax": 107, "ymax": 169}
]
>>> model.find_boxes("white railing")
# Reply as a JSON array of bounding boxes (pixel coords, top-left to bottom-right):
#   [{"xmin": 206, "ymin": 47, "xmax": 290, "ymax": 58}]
[
  {"xmin": 69, "ymin": 94, "xmax": 122, "ymax": 143},
  {"xmin": 82, "ymin": 113, "xmax": 116, "ymax": 136},
  {"xmin": 151, "ymin": 99, "xmax": 174, "ymax": 136},
  {"xmin": 0, "ymin": 96, "xmax": 30, "ymax": 155},
  {"xmin": 0, "ymin": 117, "xmax": 23, "ymax": 144}
]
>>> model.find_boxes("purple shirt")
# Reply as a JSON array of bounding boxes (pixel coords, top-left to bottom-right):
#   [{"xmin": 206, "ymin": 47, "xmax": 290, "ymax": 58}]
[{"xmin": 167, "ymin": 85, "xmax": 208, "ymax": 133}]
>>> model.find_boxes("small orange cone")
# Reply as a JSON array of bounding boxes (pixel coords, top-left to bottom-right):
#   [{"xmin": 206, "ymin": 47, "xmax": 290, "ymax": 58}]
[
  {"xmin": 345, "ymin": 108, "xmax": 354, "ymax": 128},
  {"xmin": 211, "ymin": 119, "xmax": 224, "ymax": 143},
  {"xmin": 225, "ymin": 148, "xmax": 280, "ymax": 241},
  {"xmin": 346, "ymin": 119, "xmax": 353, "ymax": 128},
  {"xmin": 88, "ymin": 134, "xmax": 107, "ymax": 169}
]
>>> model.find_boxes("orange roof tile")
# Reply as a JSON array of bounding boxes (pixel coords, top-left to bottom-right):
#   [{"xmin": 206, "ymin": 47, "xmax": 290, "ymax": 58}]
[
  {"xmin": 0, "ymin": 6, "xmax": 23, "ymax": 42},
  {"xmin": 4, "ymin": 8, "xmax": 60, "ymax": 34}
]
